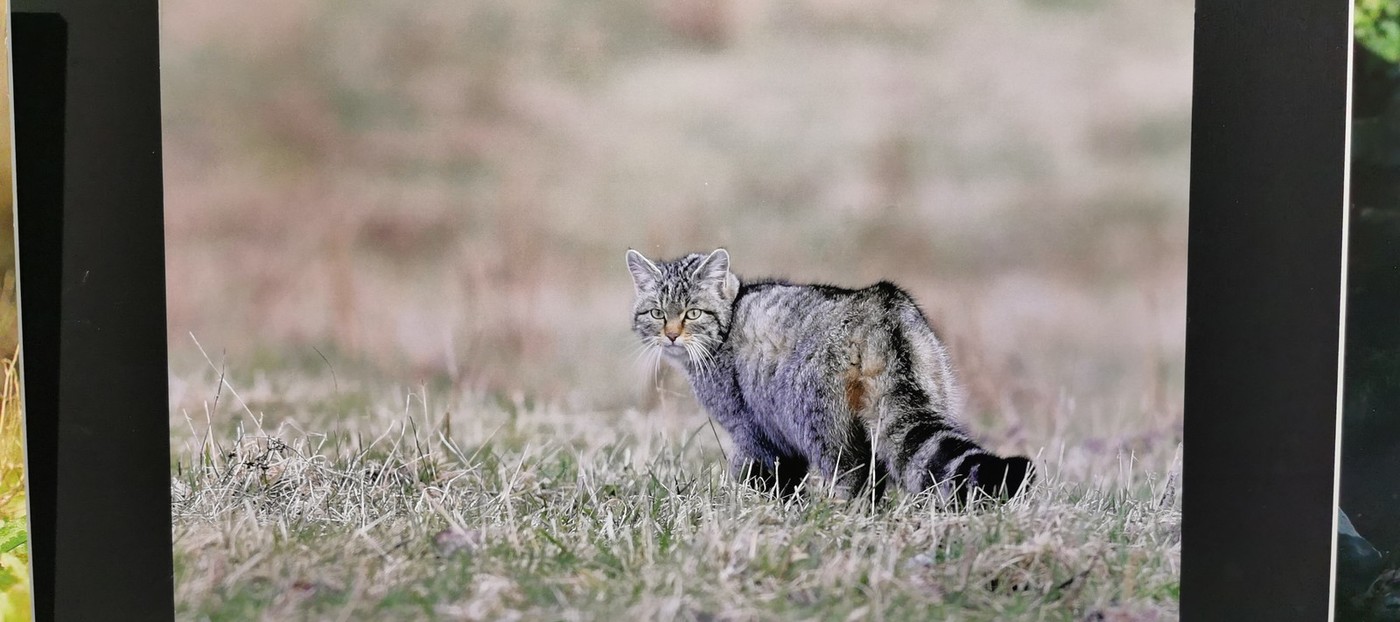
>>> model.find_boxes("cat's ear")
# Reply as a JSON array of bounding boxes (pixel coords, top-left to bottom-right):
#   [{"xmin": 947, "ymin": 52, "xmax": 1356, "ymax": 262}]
[
  {"xmin": 695, "ymin": 248, "xmax": 739, "ymax": 299},
  {"xmin": 626, "ymin": 249, "xmax": 661, "ymax": 291},
  {"xmin": 692, "ymin": 248, "xmax": 729, "ymax": 281}
]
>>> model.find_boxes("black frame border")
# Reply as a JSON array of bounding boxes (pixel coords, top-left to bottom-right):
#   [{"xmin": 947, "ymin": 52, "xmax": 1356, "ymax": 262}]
[
  {"xmin": 1182, "ymin": 0, "xmax": 1351, "ymax": 619},
  {"xmin": 12, "ymin": 1, "xmax": 173, "ymax": 620}
]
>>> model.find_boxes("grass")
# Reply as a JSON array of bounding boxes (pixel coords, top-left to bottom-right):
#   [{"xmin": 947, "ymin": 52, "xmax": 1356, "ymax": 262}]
[
  {"xmin": 170, "ymin": 357, "xmax": 1179, "ymax": 621},
  {"xmin": 0, "ymin": 352, "xmax": 30, "ymax": 622}
]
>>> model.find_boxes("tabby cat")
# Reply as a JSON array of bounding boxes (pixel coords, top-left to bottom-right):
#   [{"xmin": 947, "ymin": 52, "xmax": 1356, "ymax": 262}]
[{"xmin": 626, "ymin": 248, "xmax": 1033, "ymax": 504}]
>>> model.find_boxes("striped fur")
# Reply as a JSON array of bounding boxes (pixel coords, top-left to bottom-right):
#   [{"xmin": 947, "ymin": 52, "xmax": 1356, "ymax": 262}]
[{"xmin": 627, "ymin": 248, "xmax": 1033, "ymax": 504}]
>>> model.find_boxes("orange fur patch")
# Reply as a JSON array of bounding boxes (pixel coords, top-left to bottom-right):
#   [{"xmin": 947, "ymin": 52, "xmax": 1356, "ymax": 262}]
[
  {"xmin": 844, "ymin": 347, "xmax": 886, "ymax": 418},
  {"xmin": 845, "ymin": 371, "xmax": 867, "ymax": 413}
]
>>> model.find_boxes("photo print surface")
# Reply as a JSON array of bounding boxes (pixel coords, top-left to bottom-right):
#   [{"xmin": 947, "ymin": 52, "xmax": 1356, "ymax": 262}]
[
  {"xmin": 1337, "ymin": 2, "xmax": 1400, "ymax": 619},
  {"xmin": 0, "ymin": 2, "xmax": 32, "ymax": 619},
  {"xmin": 163, "ymin": 1, "xmax": 1191, "ymax": 618}
]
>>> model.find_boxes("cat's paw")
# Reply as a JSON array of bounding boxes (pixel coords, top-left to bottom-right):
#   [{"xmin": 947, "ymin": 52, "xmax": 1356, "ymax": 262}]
[{"xmin": 730, "ymin": 456, "xmax": 808, "ymax": 499}]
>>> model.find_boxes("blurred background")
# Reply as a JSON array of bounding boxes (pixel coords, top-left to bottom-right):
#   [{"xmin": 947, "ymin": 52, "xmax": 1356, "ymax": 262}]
[
  {"xmin": 0, "ymin": 2, "xmax": 35, "ymax": 618},
  {"xmin": 0, "ymin": 0, "xmax": 14, "ymax": 358},
  {"xmin": 1340, "ymin": 0, "xmax": 1400, "ymax": 606},
  {"xmin": 160, "ymin": 0, "xmax": 1192, "ymax": 449}
]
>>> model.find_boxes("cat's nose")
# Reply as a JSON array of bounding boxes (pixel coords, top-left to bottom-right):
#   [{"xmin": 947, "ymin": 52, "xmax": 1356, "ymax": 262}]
[{"xmin": 664, "ymin": 328, "xmax": 681, "ymax": 342}]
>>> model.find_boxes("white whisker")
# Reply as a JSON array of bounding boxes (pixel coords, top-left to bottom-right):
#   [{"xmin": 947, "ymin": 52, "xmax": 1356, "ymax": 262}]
[
  {"xmin": 680, "ymin": 339, "xmax": 696, "ymax": 369},
  {"xmin": 649, "ymin": 345, "xmax": 663, "ymax": 391},
  {"xmin": 627, "ymin": 341, "xmax": 654, "ymax": 366},
  {"xmin": 685, "ymin": 337, "xmax": 716, "ymax": 375},
  {"xmin": 689, "ymin": 341, "xmax": 707, "ymax": 374},
  {"xmin": 697, "ymin": 338, "xmax": 717, "ymax": 371}
]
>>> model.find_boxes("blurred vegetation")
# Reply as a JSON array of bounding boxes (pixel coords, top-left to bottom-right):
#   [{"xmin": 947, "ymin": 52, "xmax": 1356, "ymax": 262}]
[
  {"xmin": 0, "ymin": 356, "xmax": 28, "ymax": 622},
  {"xmin": 0, "ymin": 4, "xmax": 29, "ymax": 621},
  {"xmin": 1359, "ymin": 0, "xmax": 1400, "ymax": 63},
  {"xmin": 0, "ymin": 4, "xmax": 56, "ymax": 616},
  {"xmin": 1341, "ymin": 2, "xmax": 1400, "ymax": 606},
  {"xmin": 161, "ymin": 0, "xmax": 1192, "ymax": 424},
  {"xmin": 0, "ymin": 3, "xmax": 14, "ymax": 359}
]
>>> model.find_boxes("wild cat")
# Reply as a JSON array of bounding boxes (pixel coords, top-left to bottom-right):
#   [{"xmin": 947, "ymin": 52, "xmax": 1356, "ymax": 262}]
[{"xmin": 626, "ymin": 248, "xmax": 1033, "ymax": 504}]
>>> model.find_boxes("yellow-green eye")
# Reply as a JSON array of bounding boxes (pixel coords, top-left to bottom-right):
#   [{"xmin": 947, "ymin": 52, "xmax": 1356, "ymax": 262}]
[
  {"xmin": 684, "ymin": 309, "xmax": 702, "ymax": 321},
  {"xmin": 649, "ymin": 309, "xmax": 664, "ymax": 319}
]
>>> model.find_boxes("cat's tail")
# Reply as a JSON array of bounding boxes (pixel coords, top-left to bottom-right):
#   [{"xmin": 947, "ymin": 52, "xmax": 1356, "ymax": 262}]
[
  {"xmin": 952, "ymin": 450, "xmax": 1035, "ymax": 504},
  {"xmin": 877, "ymin": 288, "xmax": 1034, "ymax": 503},
  {"xmin": 894, "ymin": 421, "xmax": 1035, "ymax": 504}
]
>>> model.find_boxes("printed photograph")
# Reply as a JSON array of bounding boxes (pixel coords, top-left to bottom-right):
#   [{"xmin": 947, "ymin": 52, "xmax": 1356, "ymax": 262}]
[
  {"xmin": 163, "ymin": 1, "xmax": 1190, "ymax": 619},
  {"xmin": 1336, "ymin": 2, "xmax": 1400, "ymax": 619},
  {"xmin": 0, "ymin": 2, "xmax": 33, "ymax": 620}
]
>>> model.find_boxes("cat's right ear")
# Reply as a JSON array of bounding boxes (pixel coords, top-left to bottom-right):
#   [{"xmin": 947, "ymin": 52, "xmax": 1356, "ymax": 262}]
[
  {"xmin": 626, "ymin": 249, "xmax": 661, "ymax": 292},
  {"xmin": 696, "ymin": 248, "xmax": 739, "ymax": 300}
]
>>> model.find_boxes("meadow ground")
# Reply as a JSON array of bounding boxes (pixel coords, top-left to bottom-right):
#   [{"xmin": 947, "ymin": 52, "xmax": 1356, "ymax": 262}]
[{"xmin": 169, "ymin": 344, "xmax": 1180, "ymax": 621}]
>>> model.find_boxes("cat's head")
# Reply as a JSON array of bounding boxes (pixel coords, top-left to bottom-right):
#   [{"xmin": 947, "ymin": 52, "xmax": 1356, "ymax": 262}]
[{"xmin": 626, "ymin": 248, "xmax": 739, "ymax": 367}]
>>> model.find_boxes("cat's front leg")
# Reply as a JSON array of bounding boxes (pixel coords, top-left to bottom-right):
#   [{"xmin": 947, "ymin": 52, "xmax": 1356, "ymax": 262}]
[
  {"xmin": 729, "ymin": 455, "xmax": 809, "ymax": 498},
  {"xmin": 727, "ymin": 428, "xmax": 809, "ymax": 497}
]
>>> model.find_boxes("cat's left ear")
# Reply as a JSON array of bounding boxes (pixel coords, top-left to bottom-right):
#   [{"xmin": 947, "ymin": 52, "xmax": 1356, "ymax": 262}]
[
  {"xmin": 695, "ymin": 248, "xmax": 739, "ymax": 299},
  {"xmin": 626, "ymin": 249, "xmax": 662, "ymax": 292}
]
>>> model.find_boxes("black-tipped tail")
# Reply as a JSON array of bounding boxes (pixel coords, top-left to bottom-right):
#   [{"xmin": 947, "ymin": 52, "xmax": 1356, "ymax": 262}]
[{"xmin": 955, "ymin": 454, "xmax": 1034, "ymax": 505}]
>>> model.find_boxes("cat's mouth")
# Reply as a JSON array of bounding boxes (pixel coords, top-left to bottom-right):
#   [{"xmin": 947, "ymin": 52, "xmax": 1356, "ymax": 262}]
[{"xmin": 653, "ymin": 339, "xmax": 688, "ymax": 357}]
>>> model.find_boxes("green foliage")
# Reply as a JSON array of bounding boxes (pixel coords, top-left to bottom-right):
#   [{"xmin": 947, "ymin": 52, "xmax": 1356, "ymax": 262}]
[
  {"xmin": 0, "ymin": 521, "xmax": 25, "ymax": 556},
  {"xmin": 1358, "ymin": 0, "xmax": 1400, "ymax": 64},
  {"xmin": 0, "ymin": 355, "xmax": 27, "ymax": 622},
  {"xmin": 0, "ymin": 521, "xmax": 30, "ymax": 621}
]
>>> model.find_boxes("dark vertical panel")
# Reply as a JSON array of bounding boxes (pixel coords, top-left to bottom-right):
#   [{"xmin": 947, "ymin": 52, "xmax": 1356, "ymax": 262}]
[
  {"xmin": 12, "ymin": 13, "xmax": 66, "ymax": 622},
  {"xmin": 12, "ymin": 1, "xmax": 173, "ymax": 619},
  {"xmin": 1183, "ymin": 0, "xmax": 1349, "ymax": 620}
]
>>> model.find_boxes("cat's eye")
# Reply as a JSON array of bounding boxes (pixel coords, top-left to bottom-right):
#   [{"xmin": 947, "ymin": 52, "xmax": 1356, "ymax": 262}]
[
  {"xmin": 649, "ymin": 309, "xmax": 664, "ymax": 319},
  {"xmin": 684, "ymin": 309, "xmax": 702, "ymax": 321}
]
